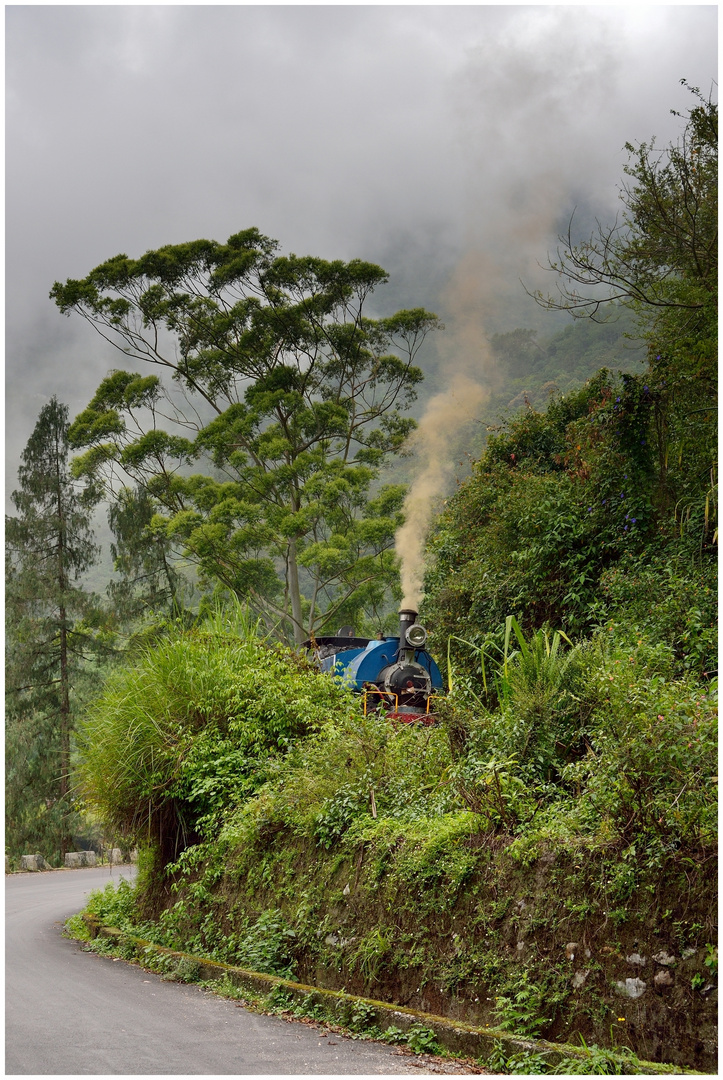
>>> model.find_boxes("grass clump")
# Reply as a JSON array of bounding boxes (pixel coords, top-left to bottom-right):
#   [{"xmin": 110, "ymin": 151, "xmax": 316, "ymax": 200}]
[{"xmin": 76, "ymin": 603, "xmax": 357, "ymax": 872}]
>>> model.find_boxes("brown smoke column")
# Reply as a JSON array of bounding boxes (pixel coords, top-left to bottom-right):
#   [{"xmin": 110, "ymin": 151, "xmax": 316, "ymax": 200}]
[{"xmin": 395, "ymin": 252, "xmax": 499, "ymax": 609}]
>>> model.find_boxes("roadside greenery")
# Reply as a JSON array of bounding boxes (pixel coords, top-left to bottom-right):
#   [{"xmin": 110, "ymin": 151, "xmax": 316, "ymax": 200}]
[
  {"xmin": 76, "ymin": 603, "xmax": 356, "ymax": 870},
  {"xmin": 70, "ymin": 604, "xmax": 716, "ymax": 1068},
  {"xmin": 423, "ymin": 368, "xmax": 716, "ymax": 662}
]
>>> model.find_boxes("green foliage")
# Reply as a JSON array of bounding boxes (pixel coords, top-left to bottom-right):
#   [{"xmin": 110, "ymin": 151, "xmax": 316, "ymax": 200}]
[
  {"xmin": 63, "ymin": 911, "xmax": 93, "ymax": 941},
  {"xmin": 76, "ymin": 601, "xmax": 357, "ymax": 866},
  {"xmin": 449, "ymin": 622, "xmax": 717, "ymax": 860},
  {"xmin": 594, "ymin": 552, "xmax": 716, "ymax": 678},
  {"xmin": 84, "ymin": 877, "xmax": 138, "ymax": 926},
  {"xmin": 405, "ymin": 1023, "xmax": 441, "ymax": 1054},
  {"xmin": 52, "ymin": 229, "xmax": 442, "ymax": 642},
  {"xmin": 227, "ymin": 909, "xmax": 297, "ymax": 979},
  {"xmin": 424, "ymin": 367, "xmax": 716, "ymax": 674},
  {"xmin": 571, "ymin": 656, "xmax": 717, "ymax": 850},
  {"xmin": 485, "ymin": 1036, "xmax": 638, "ymax": 1074},
  {"xmin": 238, "ymin": 707, "xmax": 457, "ymax": 852},
  {"xmin": 5, "ymin": 397, "xmax": 111, "ymax": 862},
  {"xmin": 485, "ymin": 1042, "xmax": 554, "ymax": 1074},
  {"xmin": 382, "ymin": 1025, "xmax": 408, "ymax": 1044},
  {"xmin": 347, "ymin": 999, "xmax": 378, "ymax": 1033},
  {"xmin": 107, "ymin": 484, "xmax": 191, "ymax": 623},
  {"xmin": 494, "ymin": 969, "xmax": 554, "ymax": 1036},
  {"xmin": 703, "ymin": 944, "xmax": 718, "ymax": 978},
  {"xmin": 70, "ymin": 614, "xmax": 715, "ymax": 1064}
]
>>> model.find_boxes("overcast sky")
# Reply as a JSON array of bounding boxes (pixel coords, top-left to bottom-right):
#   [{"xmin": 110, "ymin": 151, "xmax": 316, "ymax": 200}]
[{"xmin": 5, "ymin": 4, "xmax": 717, "ymax": 497}]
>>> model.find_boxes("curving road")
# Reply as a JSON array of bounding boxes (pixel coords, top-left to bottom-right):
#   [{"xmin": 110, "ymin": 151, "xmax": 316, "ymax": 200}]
[{"xmin": 5, "ymin": 866, "xmax": 431, "ymax": 1075}]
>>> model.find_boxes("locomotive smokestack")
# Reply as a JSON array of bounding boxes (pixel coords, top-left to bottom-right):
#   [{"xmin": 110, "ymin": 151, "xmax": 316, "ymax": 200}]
[{"xmin": 399, "ymin": 608, "xmax": 417, "ymax": 660}]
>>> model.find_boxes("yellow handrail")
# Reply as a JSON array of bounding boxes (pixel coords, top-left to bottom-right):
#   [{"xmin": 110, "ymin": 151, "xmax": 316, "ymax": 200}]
[
  {"xmin": 362, "ymin": 689, "xmax": 398, "ymax": 716},
  {"xmin": 362, "ymin": 690, "xmax": 441, "ymax": 716}
]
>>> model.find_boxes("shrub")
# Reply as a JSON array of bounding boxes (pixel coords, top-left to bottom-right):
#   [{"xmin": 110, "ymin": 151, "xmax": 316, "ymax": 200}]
[{"xmin": 76, "ymin": 603, "xmax": 357, "ymax": 866}]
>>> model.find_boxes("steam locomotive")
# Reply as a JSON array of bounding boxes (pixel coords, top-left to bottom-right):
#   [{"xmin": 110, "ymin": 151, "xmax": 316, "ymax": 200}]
[{"xmin": 303, "ymin": 609, "xmax": 444, "ymax": 722}]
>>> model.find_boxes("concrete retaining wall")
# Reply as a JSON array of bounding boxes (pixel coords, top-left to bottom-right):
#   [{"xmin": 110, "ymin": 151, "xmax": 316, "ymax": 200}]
[{"xmin": 8, "ymin": 848, "xmax": 138, "ymax": 872}]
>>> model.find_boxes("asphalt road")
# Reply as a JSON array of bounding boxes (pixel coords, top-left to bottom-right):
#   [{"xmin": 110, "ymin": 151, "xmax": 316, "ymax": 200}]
[{"xmin": 5, "ymin": 866, "xmax": 435, "ymax": 1075}]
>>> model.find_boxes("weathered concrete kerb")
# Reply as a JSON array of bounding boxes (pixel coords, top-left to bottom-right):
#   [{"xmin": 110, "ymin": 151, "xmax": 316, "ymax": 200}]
[
  {"xmin": 81, "ymin": 915, "xmax": 700, "ymax": 1075},
  {"xmin": 64, "ymin": 850, "xmax": 97, "ymax": 868},
  {"xmin": 8, "ymin": 848, "xmax": 138, "ymax": 873}
]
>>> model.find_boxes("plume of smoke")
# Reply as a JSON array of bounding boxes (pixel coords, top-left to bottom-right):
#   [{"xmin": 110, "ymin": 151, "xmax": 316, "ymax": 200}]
[
  {"xmin": 395, "ymin": 253, "xmax": 497, "ymax": 609},
  {"xmin": 393, "ymin": 11, "xmax": 606, "ymax": 611},
  {"xmin": 396, "ymin": 371, "xmax": 488, "ymax": 609}
]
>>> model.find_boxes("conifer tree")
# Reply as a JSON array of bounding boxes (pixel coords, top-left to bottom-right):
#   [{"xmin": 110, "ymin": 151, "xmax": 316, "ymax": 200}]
[{"xmin": 5, "ymin": 397, "xmax": 103, "ymax": 862}]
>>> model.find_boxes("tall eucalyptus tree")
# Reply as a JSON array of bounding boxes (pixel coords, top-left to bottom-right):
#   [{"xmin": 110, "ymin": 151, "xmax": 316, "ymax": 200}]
[{"xmin": 52, "ymin": 229, "xmax": 441, "ymax": 641}]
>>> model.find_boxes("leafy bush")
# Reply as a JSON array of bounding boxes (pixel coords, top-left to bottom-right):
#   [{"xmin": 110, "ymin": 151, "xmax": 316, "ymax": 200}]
[
  {"xmin": 83, "ymin": 877, "xmax": 138, "ymax": 930},
  {"xmin": 405, "ymin": 1023, "xmax": 441, "ymax": 1054},
  {"xmin": 76, "ymin": 602, "xmax": 357, "ymax": 866},
  {"xmin": 595, "ymin": 551, "xmax": 717, "ymax": 679},
  {"xmin": 575, "ymin": 653, "xmax": 717, "ymax": 849},
  {"xmin": 229, "ymin": 909, "xmax": 298, "ymax": 978},
  {"xmin": 233, "ymin": 708, "xmax": 457, "ymax": 849},
  {"xmin": 423, "ymin": 368, "xmax": 716, "ymax": 665}
]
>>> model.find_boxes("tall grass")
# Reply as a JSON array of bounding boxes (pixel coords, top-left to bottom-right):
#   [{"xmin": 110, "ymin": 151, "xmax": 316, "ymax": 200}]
[
  {"xmin": 75, "ymin": 600, "xmax": 355, "ymax": 865},
  {"xmin": 448, "ymin": 615, "xmax": 577, "ymax": 708}
]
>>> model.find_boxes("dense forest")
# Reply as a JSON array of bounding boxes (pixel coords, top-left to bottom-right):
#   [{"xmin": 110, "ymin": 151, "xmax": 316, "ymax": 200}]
[{"xmin": 6, "ymin": 88, "xmax": 717, "ymax": 1071}]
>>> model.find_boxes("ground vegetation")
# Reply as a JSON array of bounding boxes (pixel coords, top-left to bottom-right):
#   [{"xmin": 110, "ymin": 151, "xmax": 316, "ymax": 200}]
[{"xmin": 71, "ymin": 611, "xmax": 716, "ymax": 1069}]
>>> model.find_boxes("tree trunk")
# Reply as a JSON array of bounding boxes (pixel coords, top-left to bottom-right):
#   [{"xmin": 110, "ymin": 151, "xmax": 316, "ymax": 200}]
[
  {"xmin": 287, "ymin": 536, "xmax": 305, "ymax": 644},
  {"xmin": 56, "ymin": 445, "xmax": 72, "ymax": 859},
  {"xmin": 58, "ymin": 609, "xmax": 72, "ymax": 859}
]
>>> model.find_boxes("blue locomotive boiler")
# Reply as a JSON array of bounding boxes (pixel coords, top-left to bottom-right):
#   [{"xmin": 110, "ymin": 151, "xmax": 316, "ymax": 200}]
[{"xmin": 304, "ymin": 609, "xmax": 444, "ymax": 721}]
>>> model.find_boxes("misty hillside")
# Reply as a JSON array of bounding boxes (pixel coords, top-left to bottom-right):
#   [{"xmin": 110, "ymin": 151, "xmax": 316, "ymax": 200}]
[{"xmin": 76, "ymin": 310, "xmax": 644, "ymax": 602}]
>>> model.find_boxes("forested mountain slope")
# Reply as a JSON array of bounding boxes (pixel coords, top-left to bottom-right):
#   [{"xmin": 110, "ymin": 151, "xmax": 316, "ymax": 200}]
[{"xmin": 13, "ymin": 85, "xmax": 717, "ymax": 1074}]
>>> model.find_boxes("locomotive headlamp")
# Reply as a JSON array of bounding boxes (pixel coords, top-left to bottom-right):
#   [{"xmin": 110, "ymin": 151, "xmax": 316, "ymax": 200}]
[{"xmin": 406, "ymin": 623, "xmax": 427, "ymax": 648}]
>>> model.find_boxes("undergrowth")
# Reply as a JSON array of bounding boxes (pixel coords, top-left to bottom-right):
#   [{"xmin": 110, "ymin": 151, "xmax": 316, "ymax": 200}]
[{"xmin": 70, "ymin": 606, "xmax": 717, "ymax": 1070}]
